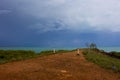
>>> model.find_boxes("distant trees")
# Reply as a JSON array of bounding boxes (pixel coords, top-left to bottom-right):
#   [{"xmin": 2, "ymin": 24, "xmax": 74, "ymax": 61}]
[
  {"xmin": 85, "ymin": 43, "xmax": 97, "ymax": 53},
  {"xmin": 90, "ymin": 43, "xmax": 97, "ymax": 49},
  {"xmin": 85, "ymin": 43, "xmax": 97, "ymax": 49}
]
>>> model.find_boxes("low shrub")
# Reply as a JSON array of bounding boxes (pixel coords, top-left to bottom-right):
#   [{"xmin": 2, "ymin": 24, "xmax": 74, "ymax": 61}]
[{"xmin": 109, "ymin": 51, "xmax": 120, "ymax": 59}]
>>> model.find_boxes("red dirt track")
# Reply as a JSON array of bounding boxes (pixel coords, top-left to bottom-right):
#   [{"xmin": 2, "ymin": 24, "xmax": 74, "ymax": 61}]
[{"xmin": 0, "ymin": 51, "xmax": 119, "ymax": 80}]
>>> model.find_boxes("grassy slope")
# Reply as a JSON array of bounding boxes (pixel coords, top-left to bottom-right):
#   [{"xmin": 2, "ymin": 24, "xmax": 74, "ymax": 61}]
[
  {"xmin": 83, "ymin": 49, "xmax": 120, "ymax": 72},
  {"xmin": 0, "ymin": 50, "xmax": 37, "ymax": 64},
  {"xmin": 0, "ymin": 49, "xmax": 72, "ymax": 64},
  {"xmin": 39, "ymin": 50, "xmax": 72, "ymax": 56},
  {"xmin": 1, "ymin": 48, "xmax": 120, "ymax": 73}
]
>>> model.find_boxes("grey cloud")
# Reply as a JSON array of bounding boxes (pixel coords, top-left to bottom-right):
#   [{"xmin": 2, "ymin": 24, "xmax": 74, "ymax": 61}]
[
  {"xmin": 4, "ymin": 0, "xmax": 120, "ymax": 32},
  {"xmin": 0, "ymin": 10, "xmax": 11, "ymax": 14},
  {"xmin": 30, "ymin": 20, "xmax": 67, "ymax": 33}
]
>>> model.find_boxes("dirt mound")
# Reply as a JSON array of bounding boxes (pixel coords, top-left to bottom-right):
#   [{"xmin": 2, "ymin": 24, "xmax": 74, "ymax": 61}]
[{"xmin": 0, "ymin": 50, "xmax": 119, "ymax": 80}]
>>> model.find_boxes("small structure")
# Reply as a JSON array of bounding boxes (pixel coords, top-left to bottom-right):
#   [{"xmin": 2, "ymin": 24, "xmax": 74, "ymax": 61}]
[
  {"xmin": 53, "ymin": 49, "xmax": 56, "ymax": 53},
  {"xmin": 76, "ymin": 49, "xmax": 80, "ymax": 56},
  {"xmin": 77, "ymin": 49, "xmax": 80, "ymax": 54}
]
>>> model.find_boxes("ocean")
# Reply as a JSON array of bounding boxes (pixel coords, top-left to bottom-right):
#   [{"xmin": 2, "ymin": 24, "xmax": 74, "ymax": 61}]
[
  {"xmin": 0, "ymin": 47, "xmax": 120, "ymax": 53},
  {"xmin": 0, "ymin": 47, "xmax": 77, "ymax": 53},
  {"xmin": 98, "ymin": 47, "xmax": 120, "ymax": 52}
]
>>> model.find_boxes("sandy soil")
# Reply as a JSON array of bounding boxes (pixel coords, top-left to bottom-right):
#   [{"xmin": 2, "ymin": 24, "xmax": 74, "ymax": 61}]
[{"xmin": 0, "ymin": 50, "xmax": 119, "ymax": 80}]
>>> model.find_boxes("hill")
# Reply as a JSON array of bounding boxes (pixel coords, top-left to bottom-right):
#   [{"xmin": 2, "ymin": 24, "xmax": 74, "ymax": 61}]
[{"xmin": 0, "ymin": 50, "xmax": 119, "ymax": 80}]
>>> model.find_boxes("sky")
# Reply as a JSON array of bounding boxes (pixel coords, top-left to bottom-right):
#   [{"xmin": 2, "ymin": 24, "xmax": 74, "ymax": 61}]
[{"xmin": 0, "ymin": 0, "xmax": 120, "ymax": 47}]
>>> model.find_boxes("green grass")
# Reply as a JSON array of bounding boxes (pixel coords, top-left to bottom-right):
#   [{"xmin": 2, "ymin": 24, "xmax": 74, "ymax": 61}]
[
  {"xmin": 39, "ymin": 50, "xmax": 71, "ymax": 56},
  {"xmin": 0, "ymin": 49, "xmax": 72, "ymax": 64},
  {"xmin": 83, "ymin": 49, "xmax": 120, "ymax": 72},
  {"xmin": 0, "ymin": 50, "xmax": 37, "ymax": 64}
]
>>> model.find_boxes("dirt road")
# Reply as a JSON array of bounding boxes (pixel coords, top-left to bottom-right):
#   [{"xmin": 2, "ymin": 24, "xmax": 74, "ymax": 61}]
[{"xmin": 0, "ymin": 51, "xmax": 119, "ymax": 80}]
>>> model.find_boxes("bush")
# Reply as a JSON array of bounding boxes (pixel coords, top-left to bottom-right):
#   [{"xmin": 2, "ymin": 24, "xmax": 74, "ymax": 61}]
[{"xmin": 109, "ymin": 51, "xmax": 120, "ymax": 59}]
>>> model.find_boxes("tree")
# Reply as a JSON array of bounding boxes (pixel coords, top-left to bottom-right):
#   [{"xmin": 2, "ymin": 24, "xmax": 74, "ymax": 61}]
[
  {"xmin": 85, "ymin": 43, "xmax": 97, "ymax": 53},
  {"xmin": 90, "ymin": 43, "xmax": 97, "ymax": 49}
]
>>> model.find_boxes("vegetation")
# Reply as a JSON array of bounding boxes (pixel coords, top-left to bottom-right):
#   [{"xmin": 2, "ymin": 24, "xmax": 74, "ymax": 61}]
[
  {"xmin": 0, "ymin": 50, "xmax": 37, "ymax": 64},
  {"xmin": 0, "ymin": 49, "xmax": 72, "ymax": 64},
  {"xmin": 83, "ymin": 49, "xmax": 120, "ymax": 72},
  {"xmin": 85, "ymin": 43, "xmax": 97, "ymax": 49},
  {"xmin": 39, "ymin": 50, "xmax": 71, "ymax": 56},
  {"xmin": 109, "ymin": 51, "xmax": 120, "ymax": 59}
]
